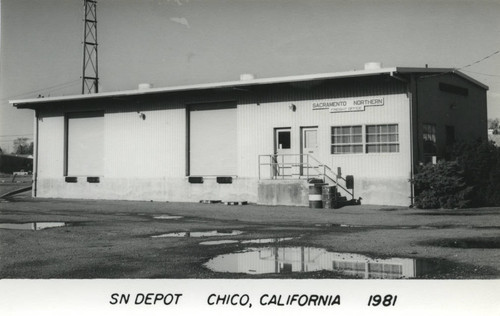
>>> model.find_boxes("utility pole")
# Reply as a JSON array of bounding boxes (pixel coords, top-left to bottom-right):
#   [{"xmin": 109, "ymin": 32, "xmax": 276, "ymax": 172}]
[{"xmin": 81, "ymin": 0, "xmax": 98, "ymax": 94}]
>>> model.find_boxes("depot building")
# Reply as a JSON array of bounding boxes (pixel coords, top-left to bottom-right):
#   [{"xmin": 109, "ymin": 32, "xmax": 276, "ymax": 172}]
[{"xmin": 12, "ymin": 63, "xmax": 488, "ymax": 206}]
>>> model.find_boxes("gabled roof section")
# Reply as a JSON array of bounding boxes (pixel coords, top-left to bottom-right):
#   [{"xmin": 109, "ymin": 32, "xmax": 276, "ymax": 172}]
[
  {"xmin": 396, "ymin": 67, "xmax": 489, "ymax": 90},
  {"xmin": 10, "ymin": 66, "xmax": 488, "ymax": 109}
]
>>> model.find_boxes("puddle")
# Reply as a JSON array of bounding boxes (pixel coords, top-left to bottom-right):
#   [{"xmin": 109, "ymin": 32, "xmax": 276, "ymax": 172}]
[
  {"xmin": 315, "ymin": 223, "xmax": 364, "ymax": 228},
  {"xmin": 152, "ymin": 230, "xmax": 243, "ymax": 238},
  {"xmin": 314, "ymin": 223, "xmax": 472, "ymax": 230},
  {"xmin": 0, "ymin": 222, "xmax": 66, "ymax": 231},
  {"xmin": 413, "ymin": 211, "xmax": 499, "ymax": 216},
  {"xmin": 204, "ymin": 246, "xmax": 437, "ymax": 279},
  {"xmin": 424, "ymin": 237, "xmax": 500, "ymax": 249},
  {"xmin": 200, "ymin": 240, "xmax": 240, "ymax": 245},
  {"xmin": 417, "ymin": 225, "xmax": 457, "ymax": 230},
  {"xmin": 154, "ymin": 215, "xmax": 183, "ymax": 220},
  {"xmin": 200, "ymin": 237, "xmax": 295, "ymax": 246}
]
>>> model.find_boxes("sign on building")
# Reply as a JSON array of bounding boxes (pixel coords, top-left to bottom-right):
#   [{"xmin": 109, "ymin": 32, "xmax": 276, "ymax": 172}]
[{"xmin": 312, "ymin": 97, "xmax": 384, "ymax": 112}]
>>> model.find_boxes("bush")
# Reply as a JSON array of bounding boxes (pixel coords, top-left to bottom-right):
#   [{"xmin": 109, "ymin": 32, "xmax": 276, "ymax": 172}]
[
  {"xmin": 413, "ymin": 140, "xmax": 500, "ymax": 209},
  {"xmin": 452, "ymin": 140, "xmax": 500, "ymax": 206},
  {"xmin": 413, "ymin": 161, "xmax": 473, "ymax": 209}
]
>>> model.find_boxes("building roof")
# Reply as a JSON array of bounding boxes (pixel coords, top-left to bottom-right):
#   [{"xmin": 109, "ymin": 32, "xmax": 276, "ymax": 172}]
[{"xmin": 11, "ymin": 66, "xmax": 488, "ymax": 109}]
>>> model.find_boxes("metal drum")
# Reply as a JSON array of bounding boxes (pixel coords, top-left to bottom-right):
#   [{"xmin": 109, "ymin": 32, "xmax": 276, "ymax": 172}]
[
  {"xmin": 308, "ymin": 183, "xmax": 324, "ymax": 208},
  {"xmin": 322, "ymin": 186, "xmax": 337, "ymax": 209}
]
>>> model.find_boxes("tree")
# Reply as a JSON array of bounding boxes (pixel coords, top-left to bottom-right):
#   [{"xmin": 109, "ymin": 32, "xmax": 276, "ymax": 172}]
[
  {"xmin": 488, "ymin": 118, "xmax": 499, "ymax": 130},
  {"xmin": 13, "ymin": 137, "xmax": 33, "ymax": 155}
]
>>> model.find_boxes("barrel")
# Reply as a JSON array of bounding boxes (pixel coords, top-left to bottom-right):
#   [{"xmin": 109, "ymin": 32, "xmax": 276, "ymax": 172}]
[
  {"xmin": 308, "ymin": 183, "xmax": 325, "ymax": 208},
  {"xmin": 322, "ymin": 186, "xmax": 337, "ymax": 209}
]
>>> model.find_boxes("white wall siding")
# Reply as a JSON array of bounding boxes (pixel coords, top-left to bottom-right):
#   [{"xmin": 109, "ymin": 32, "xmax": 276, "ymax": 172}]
[
  {"xmin": 237, "ymin": 80, "xmax": 412, "ymax": 205},
  {"xmin": 238, "ymin": 92, "xmax": 411, "ymax": 180}
]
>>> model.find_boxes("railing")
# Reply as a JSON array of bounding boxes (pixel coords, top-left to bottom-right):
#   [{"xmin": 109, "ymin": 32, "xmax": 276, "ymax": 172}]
[{"xmin": 258, "ymin": 154, "xmax": 354, "ymax": 200}]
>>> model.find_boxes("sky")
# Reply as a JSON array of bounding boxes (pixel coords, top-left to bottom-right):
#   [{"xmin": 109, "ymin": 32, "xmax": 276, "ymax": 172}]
[{"xmin": 1, "ymin": 0, "xmax": 500, "ymax": 152}]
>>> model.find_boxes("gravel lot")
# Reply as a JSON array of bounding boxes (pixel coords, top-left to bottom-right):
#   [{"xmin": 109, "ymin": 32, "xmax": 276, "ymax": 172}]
[{"xmin": 0, "ymin": 194, "xmax": 499, "ymax": 279}]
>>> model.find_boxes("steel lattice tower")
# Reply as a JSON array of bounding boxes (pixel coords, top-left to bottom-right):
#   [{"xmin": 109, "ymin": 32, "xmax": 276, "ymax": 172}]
[{"xmin": 81, "ymin": 0, "xmax": 99, "ymax": 94}]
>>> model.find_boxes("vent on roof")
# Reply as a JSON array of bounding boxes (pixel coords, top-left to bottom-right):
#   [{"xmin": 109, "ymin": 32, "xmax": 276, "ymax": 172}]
[
  {"xmin": 364, "ymin": 62, "xmax": 382, "ymax": 70},
  {"xmin": 138, "ymin": 83, "xmax": 153, "ymax": 90},
  {"xmin": 240, "ymin": 74, "xmax": 255, "ymax": 81}
]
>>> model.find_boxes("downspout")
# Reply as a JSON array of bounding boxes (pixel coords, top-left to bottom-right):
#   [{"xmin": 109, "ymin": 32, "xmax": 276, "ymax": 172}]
[
  {"xmin": 33, "ymin": 109, "xmax": 39, "ymax": 197},
  {"xmin": 409, "ymin": 75, "xmax": 420, "ymax": 207},
  {"xmin": 409, "ymin": 79, "xmax": 415, "ymax": 207},
  {"xmin": 391, "ymin": 71, "xmax": 415, "ymax": 206}
]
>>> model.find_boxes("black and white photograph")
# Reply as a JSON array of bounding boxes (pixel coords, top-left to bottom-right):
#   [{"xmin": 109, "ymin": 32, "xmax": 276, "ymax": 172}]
[{"xmin": 1, "ymin": 0, "xmax": 499, "ymax": 315}]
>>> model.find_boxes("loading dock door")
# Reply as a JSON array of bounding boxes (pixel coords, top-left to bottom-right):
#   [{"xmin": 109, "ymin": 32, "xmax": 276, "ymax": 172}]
[
  {"xmin": 66, "ymin": 112, "xmax": 104, "ymax": 176},
  {"xmin": 189, "ymin": 102, "xmax": 237, "ymax": 176}
]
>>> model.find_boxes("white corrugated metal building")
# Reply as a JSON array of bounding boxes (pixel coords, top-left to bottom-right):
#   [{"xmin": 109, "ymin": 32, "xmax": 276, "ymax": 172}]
[{"xmin": 11, "ymin": 64, "xmax": 488, "ymax": 206}]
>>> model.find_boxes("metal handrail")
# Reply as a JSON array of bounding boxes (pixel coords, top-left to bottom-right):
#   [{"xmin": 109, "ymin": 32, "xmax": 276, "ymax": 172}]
[{"xmin": 258, "ymin": 154, "xmax": 354, "ymax": 199}]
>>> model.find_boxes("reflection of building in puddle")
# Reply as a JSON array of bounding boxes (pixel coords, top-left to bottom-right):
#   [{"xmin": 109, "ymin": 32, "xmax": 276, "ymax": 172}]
[
  {"xmin": 205, "ymin": 247, "xmax": 423, "ymax": 279},
  {"xmin": 0, "ymin": 222, "xmax": 66, "ymax": 231},
  {"xmin": 152, "ymin": 230, "xmax": 243, "ymax": 238},
  {"xmin": 200, "ymin": 237, "xmax": 294, "ymax": 246},
  {"xmin": 200, "ymin": 240, "xmax": 240, "ymax": 245}
]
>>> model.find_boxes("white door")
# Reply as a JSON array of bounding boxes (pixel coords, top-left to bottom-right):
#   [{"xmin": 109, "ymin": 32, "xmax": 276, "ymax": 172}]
[{"xmin": 301, "ymin": 127, "xmax": 318, "ymax": 177}]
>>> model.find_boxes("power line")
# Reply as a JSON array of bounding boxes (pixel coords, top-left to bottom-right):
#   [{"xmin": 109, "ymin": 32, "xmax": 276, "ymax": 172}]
[
  {"xmin": 460, "ymin": 69, "xmax": 500, "ymax": 78},
  {"xmin": 1, "ymin": 79, "xmax": 80, "ymax": 102},
  {"xmin": 458, "ymin": 50, "xmax": 500, "ymax": 70},
  {"xmin": 0, "ymin": 134, "xmax": 34, "ymax": 138},
  {"xmin": 417, "ymin": 49, "xmax": 500, "ymax": 80}
]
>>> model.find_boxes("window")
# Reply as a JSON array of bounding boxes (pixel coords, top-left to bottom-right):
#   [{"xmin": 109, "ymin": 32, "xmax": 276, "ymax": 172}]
[
  {"xmin": 277, "ymin": 130, "xmax": 291, "ymax": 149},
  {"xmin": 366, "ymin": 124, "xmax": 399, "ymax": 153},
  {"xmin": 439, "ymin": 82, "xmax": 468, "ymax": 96},
  {"xmin": 331, "ymin": 126, "xmax": 363, "ymax": 154},
  {"xmin": 303, "ymin": 130, "xmax": 317, "ymax": 149},
  {"xmin": 423, "ymin": 124, "xmax": 437, "ymax": 156}
]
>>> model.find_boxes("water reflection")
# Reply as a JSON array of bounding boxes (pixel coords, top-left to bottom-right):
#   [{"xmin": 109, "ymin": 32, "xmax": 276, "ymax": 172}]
[
  {"xmin": 0, "ymin": 222, "xmax": 66, "ymax": 231},
  {"xmin": 200, "ymin": 240, "xmax": 240, "ymax": 245},
  {"xmin": 153, "ymin": 215, "xmax": 183, "ymax": 220},
  {"xmin": 200, "ymin": 237, "xmax": 294, "ymax": 246},
  {"xmin": 152, "ymin": 230, "xmax": 243, "ymax": 238},
  {"xmin": 205, "ymin": 246, "xmax": 428, "ymax": 279}
]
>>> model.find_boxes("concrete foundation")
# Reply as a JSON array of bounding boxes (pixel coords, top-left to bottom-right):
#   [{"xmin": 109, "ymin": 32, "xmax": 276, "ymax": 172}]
[
  {"xmin": 257, "ymin": 180, "xmax": 309, "ymax": 206},
  {"xmin": 354, "ymin": 176, "xmax": 411, "ymax": 206},
  {"xmin": 35, "ymin": 177, "xmax": 258, "ymax": 203},
  {"xmin": 34, "ymin": 175, "xmax": 411, "ymax": 207}
]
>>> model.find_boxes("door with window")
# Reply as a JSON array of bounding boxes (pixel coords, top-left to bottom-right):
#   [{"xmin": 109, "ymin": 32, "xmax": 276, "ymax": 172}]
[
  {"xmin": 274, "ymin": 128, "xmax": 292, "ymax": 178},
  {"xmin": 300, "ymin": 127, "xmax": 318, "ymax": 176}
]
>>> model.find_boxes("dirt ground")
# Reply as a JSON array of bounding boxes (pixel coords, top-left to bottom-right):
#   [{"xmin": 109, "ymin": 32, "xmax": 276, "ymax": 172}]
[{"xmin": 0, "ymin": 193, "xmax": 499, "ymax": 279}]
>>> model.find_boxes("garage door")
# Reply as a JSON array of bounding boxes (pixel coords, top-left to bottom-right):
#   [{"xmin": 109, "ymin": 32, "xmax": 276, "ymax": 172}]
[
  {"xmin": 189, "ymin": 102, "xmax": 237, "ymax": 176},
  {"xmin": 66, "ymin": 111, "xmax": 104, "ymax": 176}
]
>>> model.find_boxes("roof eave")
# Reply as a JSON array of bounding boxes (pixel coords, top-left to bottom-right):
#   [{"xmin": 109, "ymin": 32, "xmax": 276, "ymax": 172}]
[{"xmin": 10, "ymin": 68, "xmax": 397, "ymax": 109}]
